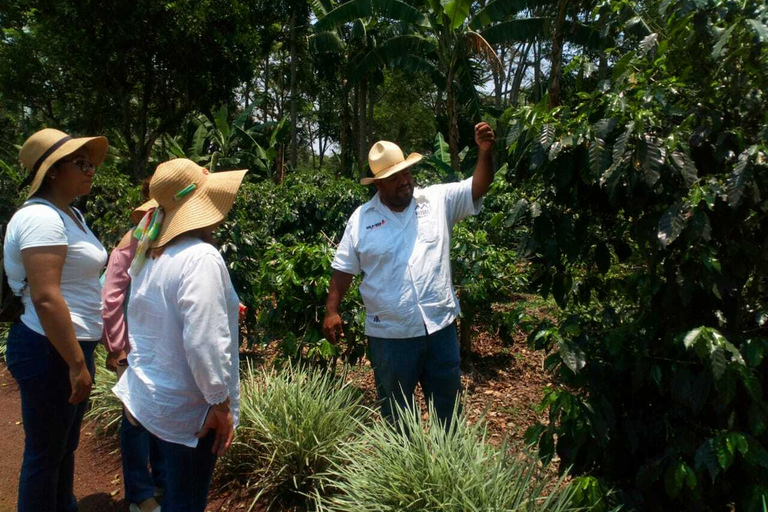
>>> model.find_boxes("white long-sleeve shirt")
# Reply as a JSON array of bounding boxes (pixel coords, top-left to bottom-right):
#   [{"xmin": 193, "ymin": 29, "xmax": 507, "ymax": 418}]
[
  {"xmin": 331, "ymin": 177, "xmax": 482, "ymax": 338},
  {"xmin": 113, "ymin": 236, "xmax": 240, "ymax": 448}
]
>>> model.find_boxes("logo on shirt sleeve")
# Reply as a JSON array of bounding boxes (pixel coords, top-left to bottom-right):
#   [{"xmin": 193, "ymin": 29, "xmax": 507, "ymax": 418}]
[{"xmin": 415, "ymin": 201, "xmax": 431, "ymax": 218}]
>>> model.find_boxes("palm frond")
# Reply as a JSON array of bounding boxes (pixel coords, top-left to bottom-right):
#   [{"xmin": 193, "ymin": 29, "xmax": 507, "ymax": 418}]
[
  {"xmin": 470, "ymin": 0, "xmax": 558, "ymax": 30},
  {"xmin": 314, "ymin": 0, "xmax": 430, "ymax": 32},
  {"xmin": 349, "ymin": 34, "xmax": 438, "ymax": 84},
  {"xmin": 309, "ymin": 31, "xmax": 346, "ymax": 54},
  {"xmin": 480, "ymin": 17, "xmax": 550, "ymax": 46},
  {"xmin": 465, "ymin": 30, "xmax": 504, "ymax": 80}
]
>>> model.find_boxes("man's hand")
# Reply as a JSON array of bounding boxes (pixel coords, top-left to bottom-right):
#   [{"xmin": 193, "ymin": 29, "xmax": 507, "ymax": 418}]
[
  {"xmin": 323, "ymin": 312, "xmax": 344, "ymax": 345},
  {"xmin": 69, "ymin": 363, "xmax": 92, "ymax": 404},
  {"xmin": 197, "ymin": 399, "xmax": 234, "ymax": 456},
  {"xmin": 475, "ymin": 122, "xmax": 495, "ymax": 152}
]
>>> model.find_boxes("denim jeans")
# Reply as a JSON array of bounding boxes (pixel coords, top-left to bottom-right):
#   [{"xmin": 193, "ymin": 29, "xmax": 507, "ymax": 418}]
[
  {"xmin": 123, "ymin": 419, "xmax": 217, "ymax": 512},
  {"xmin": 5, "ymin": 321, "xmax": 97, "ymax": 512},
  {"xmin": 368, "ymin": 322, "xmax": 462, "ymax": 429},
  {"xmin": 120, "ymin": 410, "xmax": 166, "ymax": 504}
]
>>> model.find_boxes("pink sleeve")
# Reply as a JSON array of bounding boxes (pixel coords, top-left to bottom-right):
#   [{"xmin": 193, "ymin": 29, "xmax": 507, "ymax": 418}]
[{"xmin": 101, "ymin": 237, "xmax": 137, "ymax": 353}]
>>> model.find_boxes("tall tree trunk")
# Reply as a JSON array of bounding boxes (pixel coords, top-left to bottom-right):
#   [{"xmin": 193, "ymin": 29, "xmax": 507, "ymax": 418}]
[
  {"xmin": 446, "ymin": 74, "xmax": 460, "ymax": 172},
  {"xmin": 289, "ymin": 12, "xmax": 298, "ymax": 170},
  {"xmin": 353, "ymin": 81, "xmax": 360, "ymax": 170},
  {"xmin": 367, "ymin": 81, "xmax": 375, "ymax": 146},
  {"xmin": 548, "ymin": 0, "xmax": 570, "ymax": 109},
  {"xmin": 510, "ymin": 42, "xmax": 532, "ymax": 105},
  {"xmin": 493, "ymin": 46, "xmax": 506, "ymax": 108},
  {"xmin": 263, "ymin": 56, "xmax": 270, "ymax": 122},
  {"xmin": 533, "ymin": 40, "xmax": 542, "ymax": 103},
  {"xmin": 358, "ymin": 77, "xmax": 368, "ymax": 177},
  {"xmin": 340, "ymin": 84, "xmax": 349, "ymax": 176}
]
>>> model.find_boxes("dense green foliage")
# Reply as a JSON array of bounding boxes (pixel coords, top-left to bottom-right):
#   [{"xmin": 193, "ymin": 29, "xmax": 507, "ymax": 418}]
[{"xmin": 505, "ymin": 1, "xmax": 768, "ymax": 510}]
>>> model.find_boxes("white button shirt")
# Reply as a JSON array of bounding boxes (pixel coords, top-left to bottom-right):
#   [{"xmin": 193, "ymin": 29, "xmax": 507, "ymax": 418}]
[
  {"xmin": 332, "ymin": 177, "xmax": 482, "ymax": 339},
  {"xmin": 113, "ymin": 237, "xmax": 240, "ymax": 448}
]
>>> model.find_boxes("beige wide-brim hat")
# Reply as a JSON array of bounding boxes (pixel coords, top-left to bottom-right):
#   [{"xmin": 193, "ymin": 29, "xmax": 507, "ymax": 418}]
[
  {"xmin": 149, "ymin": 158, "xmax": 247, "ymax": 248},
  {"xmin": 19, "ymin": 128, "xmax": 109, "ymax": 198},
  {"xmin": 130, "ymin": 199, "xmax": 159, "ymax": 225},
  {"xmin": 360, "ymin": 140, "xmax": 422, "ymax": 185}
]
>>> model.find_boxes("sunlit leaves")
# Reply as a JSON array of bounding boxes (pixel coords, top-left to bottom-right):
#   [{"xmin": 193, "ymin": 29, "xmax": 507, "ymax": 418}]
[
  {"xmin": 727, "ymin": 150, "xmax": 752, "ymax": 208},
  {"xmin": 712, "ymin": 25, "xmax": 734, "ymax": 59},
  {"xmin": 641, "ymin": 135, "xmax": 665, "ymax": 188},
  {"xmin": 657, "ymin": 202, "xmax": 686, "ymax": 247},
  {"xmin": 639, "ymin": 33, "xmax": 658, "ymax": 56},
  {"xmin": 671, "ymin": 150, "xmax": 698, "ymax": 187}
]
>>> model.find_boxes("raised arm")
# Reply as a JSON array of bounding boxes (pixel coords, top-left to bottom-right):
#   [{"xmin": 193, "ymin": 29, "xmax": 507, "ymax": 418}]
[
  {"xmin": 471, "ymin": 122, "xmax": 496, "ymax": 201},
  {"xmin": 322, "ymin": 269, "xmax": 354, "ymax": 344}
]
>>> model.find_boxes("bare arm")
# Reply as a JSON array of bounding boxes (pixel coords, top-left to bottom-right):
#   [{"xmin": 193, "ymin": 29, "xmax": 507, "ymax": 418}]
[
  {"xmin": 471, "ymin": 122, "xmax": 497, "ymax": 201},
  {"xmin": 322, "ymin": 269, "xmax": 354, "ymax": 344},
  {"xmin": 22, "ymin": 246, "xmax": 92, "ymax": 404}
]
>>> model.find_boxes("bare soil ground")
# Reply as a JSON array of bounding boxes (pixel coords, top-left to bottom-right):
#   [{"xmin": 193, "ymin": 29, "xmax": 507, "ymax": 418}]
[{"xmin": 0, "ymin": 304, "xmax": 555, "ymax": 512}]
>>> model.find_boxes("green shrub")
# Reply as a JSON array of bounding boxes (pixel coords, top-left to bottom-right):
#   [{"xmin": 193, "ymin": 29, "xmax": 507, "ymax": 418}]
[
  {"xmin": 314, "ymin": 403, "xmax": 578, "ymax": 512},
  {"xmin": 506, "ymin": 1, "xmax": 768, "ymax": 510},
  {"xmin": 84, "ymin": 345, "xmax": 123, "ymax": 435},
  {"xmin": 217, "ymin": 362, "xmax": 371, "ymax": 505}
]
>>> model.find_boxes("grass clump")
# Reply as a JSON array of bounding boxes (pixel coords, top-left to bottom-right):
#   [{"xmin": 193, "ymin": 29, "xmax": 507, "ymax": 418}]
[
  {"xmin": 314, "ymin": 403, "xmax": 579, "ymax": 512},
  {"xmin": 217, "ymin": 361, "xmax": 371, "ymax": 506},
  {"xmin": 84, "ymin": 345, "xmax": 123, "ymax": 435}
]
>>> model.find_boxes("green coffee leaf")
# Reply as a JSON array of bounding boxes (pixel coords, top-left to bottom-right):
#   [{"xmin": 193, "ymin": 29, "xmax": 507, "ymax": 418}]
[{"xmin": 658, "ymin": 202, "xmax": 685, "ymax": 247}]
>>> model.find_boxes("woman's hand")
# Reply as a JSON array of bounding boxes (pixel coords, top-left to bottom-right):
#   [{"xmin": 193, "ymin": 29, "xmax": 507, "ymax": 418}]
[
  {"xmin": 68, "ymin": 362, "xmax": 92, "ymax": 404},
  {"xmin": 197, "ymin": 399, "xmax": 234, "ymax": 456},
  {"xmin": 106, "ymin": 350, "xmax": 126, "ymax": 373}
]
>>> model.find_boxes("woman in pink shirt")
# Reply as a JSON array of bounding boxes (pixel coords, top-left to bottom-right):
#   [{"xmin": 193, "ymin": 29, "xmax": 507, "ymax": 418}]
[{"xmin": 101, "ymin": 181, "xmax": 164, "ymax": 512}]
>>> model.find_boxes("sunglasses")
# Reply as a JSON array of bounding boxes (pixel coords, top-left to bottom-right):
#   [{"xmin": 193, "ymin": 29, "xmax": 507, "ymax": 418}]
[{"xmin": 61, "ymin": 158, "xmax": 96, "ymax": 174}]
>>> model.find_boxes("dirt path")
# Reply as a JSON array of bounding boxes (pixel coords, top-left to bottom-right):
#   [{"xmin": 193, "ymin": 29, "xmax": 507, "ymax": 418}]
[{"xmin": 0, "ymin": 363, "xmax": 127, "ymax": 512}]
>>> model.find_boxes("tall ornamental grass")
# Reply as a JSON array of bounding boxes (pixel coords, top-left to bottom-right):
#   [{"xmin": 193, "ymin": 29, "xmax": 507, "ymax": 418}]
[
  {"xmin": 217, "ymin": 361, "xmax": 371, "ymax": 505},
  {"xmin": 314, "ymin": 402, "xmax": 579, "ymax": 512},
  {"xmin": 84, "ymin": 345, "xmax": 123, "ymax": 435}
]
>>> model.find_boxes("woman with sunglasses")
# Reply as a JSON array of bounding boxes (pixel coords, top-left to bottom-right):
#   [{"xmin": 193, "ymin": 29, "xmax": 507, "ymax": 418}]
[{"xmin": 3, "ymin": 128, "xmax": 109, "ymax": 512}]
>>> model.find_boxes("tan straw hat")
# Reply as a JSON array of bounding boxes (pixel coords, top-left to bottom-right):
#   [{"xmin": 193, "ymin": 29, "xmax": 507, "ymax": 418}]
[
  {"xmin": 149, "ymin": 158, "xmax": 247, "ymax": 247},
  {"xmin": 19, "ymin": 128, "xmax": 108, "ymax": 198},
  {"xmin": 130, "ymin": 199, "xmax": 159, "ymax": 225},
  {"xmin": 360, "ymin": 141, "xmax": 422, "ymax": 185}
]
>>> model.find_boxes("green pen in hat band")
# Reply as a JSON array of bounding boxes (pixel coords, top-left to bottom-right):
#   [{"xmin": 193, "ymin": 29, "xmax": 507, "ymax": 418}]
[{"xmin": 174, "ymin": 183, "xmax": 197, "ymax": 201}]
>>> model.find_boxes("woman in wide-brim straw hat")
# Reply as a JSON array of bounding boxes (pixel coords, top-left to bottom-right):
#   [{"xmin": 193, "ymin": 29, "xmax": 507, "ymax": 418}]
[
  {"xmin": 113, "ymin": 158, "xmax": 247, "ymax": 512},
  {"xmin": 3, "ymin": 128, "xmax": 109, "ymax": 512}
]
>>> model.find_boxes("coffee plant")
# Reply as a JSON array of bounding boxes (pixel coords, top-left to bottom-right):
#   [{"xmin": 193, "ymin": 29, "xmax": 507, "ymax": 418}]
[{"xmin": 507, "ymin": 0, "xmax": 768, "ymax": 510}]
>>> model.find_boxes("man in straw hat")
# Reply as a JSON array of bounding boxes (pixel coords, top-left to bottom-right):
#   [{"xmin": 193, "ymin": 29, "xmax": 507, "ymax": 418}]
[{"xmin": 323, "ymin": 122, "xmax": 496, "ymax": 427}]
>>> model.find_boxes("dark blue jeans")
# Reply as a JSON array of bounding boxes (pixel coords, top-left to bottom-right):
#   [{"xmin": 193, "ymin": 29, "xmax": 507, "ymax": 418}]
[
  {"xmin": 5, "ymin": 321, "xmax": 97, "ymax": 512},
  {"xmin": 124, "ymin": 419, "xmax": 217, "ymax": 512},
  {"xmin": 368, "ymin": 322, "xmax": 462, "ymax": 429},
  {"xmin": 120, "ymin": 410, "xmax": 166, "ymax": 504}
]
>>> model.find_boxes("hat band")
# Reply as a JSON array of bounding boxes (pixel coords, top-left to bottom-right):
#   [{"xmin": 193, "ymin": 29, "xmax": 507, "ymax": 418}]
[{"xmin": 32, "ymin": 136, "xmax": 73, "ymax": 173}]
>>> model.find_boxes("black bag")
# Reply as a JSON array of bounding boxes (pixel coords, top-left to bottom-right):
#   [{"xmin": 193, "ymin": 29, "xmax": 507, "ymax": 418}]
[{"xmin": 0, "ymin": 223, "xmax": 25, "ymax": 323}]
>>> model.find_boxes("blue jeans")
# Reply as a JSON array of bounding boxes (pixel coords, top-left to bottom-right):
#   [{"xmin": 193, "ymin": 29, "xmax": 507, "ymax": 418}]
[
  {"xmin": 5, "ymin": 321, "xmax": 97, "ymax": 512},
  {"xmin": 120, "ymin": 410, "xmax": 166, "ymax": 504},
  {"xmin": 368, "ymin": 323, "xmax": 462, "ymax": 429},
  {"xmin": 123, "ymin": 419, "xmax": 217, "ymax": 512}
]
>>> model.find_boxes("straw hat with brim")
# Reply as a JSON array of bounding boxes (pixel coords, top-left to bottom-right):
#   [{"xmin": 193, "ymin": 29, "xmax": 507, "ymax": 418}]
[
  {"xmin": 149, "ymin": 158, "xmax": 247, "ymax": 248},
  {"xmin": 130, "ymin": 199, "xmax": 159, "ymax": 225},
  {"xmin": 360, "ymin": 140, "xmax": 422, "ymax": 185},
  {"xmin": 19, "ymin": 128, "xmax": 108, "ymax": 198}
]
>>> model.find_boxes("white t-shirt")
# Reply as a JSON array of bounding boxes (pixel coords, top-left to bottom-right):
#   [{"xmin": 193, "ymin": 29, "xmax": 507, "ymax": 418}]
[
  {"xmin": 113, "ymin": 236, "xmax": 241, "ymax": 448},
  {"xmin": 332, "ymin": 177, "xmax": 482, "ymax": 338},
  {"xmin": 3, "ymin": 199, "xmax": 107, "ymax": 340}
]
